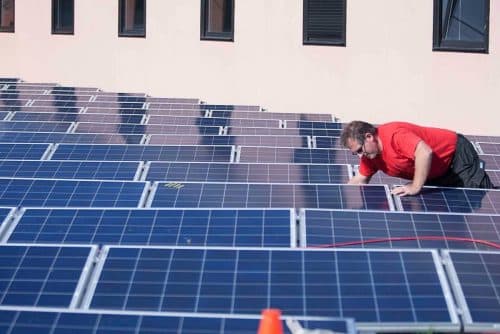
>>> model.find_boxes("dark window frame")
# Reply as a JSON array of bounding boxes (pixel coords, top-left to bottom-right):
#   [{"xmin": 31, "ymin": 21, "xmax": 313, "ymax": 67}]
[
  {"xmin": 118, "ymin": 0, "xmax": 146, "ymax": 38},
  {"xmin": 303, "ymin": 0, "xmax": 346, "ymax": 46},
  {"xmin": 0, "ymin": 0, "xmax": 15, "ymax": 33},
  {"xmin": 200, "ymin": 0, "xmax": 234, "ymax": 42},
  {"xmin": 433, "ymin": 0, "xmax": 489, "ymax": 53},
  {"xmin": 51, "ymin": 0, "xmax": 74, "ymax": 35}
]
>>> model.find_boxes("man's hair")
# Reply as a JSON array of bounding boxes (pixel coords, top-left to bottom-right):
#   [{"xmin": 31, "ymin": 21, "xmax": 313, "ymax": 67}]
[{"xmin": 340, "ymin": 121, "xmax": 377, "ymax": 147}]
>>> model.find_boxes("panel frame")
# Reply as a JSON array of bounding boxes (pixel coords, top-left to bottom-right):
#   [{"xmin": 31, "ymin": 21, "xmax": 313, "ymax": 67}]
[
  {"xmin": 442, "ymin": 249, "xmax": 500, "ymax": 332},
  {"xmin": 81, "ymin": 246, "xmax": 460, "ymax": 332},
  {"xmin": 0, "ymin": 207, "xmax": 18, "ymax": 243}
]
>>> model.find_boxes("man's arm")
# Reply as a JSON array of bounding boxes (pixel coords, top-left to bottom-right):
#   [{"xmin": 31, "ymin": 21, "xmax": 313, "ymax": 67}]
[
  {"xmin": 349, "ymin": 173, "xmax": 370, "ymax": 185},
  {"xmin": 391, "ymin": 140, "xmax": 432, "ymax": 196}
]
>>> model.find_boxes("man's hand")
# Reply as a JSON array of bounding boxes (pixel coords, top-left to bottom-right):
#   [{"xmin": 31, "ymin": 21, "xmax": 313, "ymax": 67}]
[{"xmin": 391, "ymin": 183, "xmax": 421, "ymax": 196}]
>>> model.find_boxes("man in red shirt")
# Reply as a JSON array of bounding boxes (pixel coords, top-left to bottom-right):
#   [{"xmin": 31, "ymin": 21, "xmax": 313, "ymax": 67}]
[{"xmin": 341, "ymin": 121, "xmax": 495, "ymax": 196}]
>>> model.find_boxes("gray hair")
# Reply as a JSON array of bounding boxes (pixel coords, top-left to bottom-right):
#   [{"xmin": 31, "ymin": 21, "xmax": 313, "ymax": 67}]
[{"xmin": 340, "ymin": 121, "xmax": 377, "ymax": 147}]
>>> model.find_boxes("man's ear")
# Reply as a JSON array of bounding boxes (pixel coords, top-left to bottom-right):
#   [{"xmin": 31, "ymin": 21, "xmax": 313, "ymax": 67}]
[{"xmin": 364, "ymin": 133, "xmax": 373, "ymax": 141}]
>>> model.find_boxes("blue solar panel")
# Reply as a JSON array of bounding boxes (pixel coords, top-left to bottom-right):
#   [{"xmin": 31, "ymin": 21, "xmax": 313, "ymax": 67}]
[
  {"xmin": 0, "ymin": 112, "xmax": 8, "ymax": 121},
  {"xmin": 146, "ymin": 96, "xmax": 200, "ymax": 104},
  {"xmin": 149, "ymin": 103, "xmax": 260, "ymax": 111},
  {"xmin": 6, "ymin": 208, "xmax": 293, "ymax": 247},
  {"xmin": 397, "ymin": 187, "xmax": 500, "ymax": 214},
  {"xmin": 12, "ymin": 112, "xmax": 144, "ymax": 124},
  {"xmin": 85, "ymin": 247, "xmax": 458, "ymax": 331},
  {"xmin": 51, "ymin": 144, "xmax": 233, "ymax": 162},
  {"xmin": 147, "ymin": 115, "xmax": 280, "ymax": 128},
  {"xmin": 149, "ymin": 135, "xmax": 309, "ymax": 148},
  {"xmin": 75, "ymin": 122, "xmax": 221, "ymax": 135},
  {"xmin": 302, "ymin": 209, "xmax": 500, "ymax": 250},
  {"xmin": 486, "ymin": 170, "xmax": 500, "ymax": 186},
  {"xmin": 444, "ymin": 250, "xmax": 500, "ymax": 332},
  {"xmin": 0, "ymin": 143, "xmax": 50, "ymax": 160},
  {"xmin": 477, "ymin": 142, "xmax": 500, "ymax": 155},
  {"xmin": 314, "ymin": 136, "xmax": 343, "ymax": 149},
  {"xmin": 227, "ymin": 127, "xmax": 342, "ymax": 137},
  {"xmin": 0, "ymin": 131, "xmax": 144, "ymax": 144},
  {"xmin": 480, "ymin": 154, "xmax": 500, "ymax": 170},
  {"xmin": 0, "ymin": 178, "xmax": 147, "ymax": 207},
  {"xmin": 0, "ymin": 309, "xmax": 355, "ymax": 334},
  {"xmin": 211, "ymin": 110, "xmax": 332, "ymax": 121},
  {"xmin": 0, "ymin": 106, "xmax": 83, "ymax": 113},
  {"xmin": 239, "ymin": 147, "xmax": 359, "ymax": 164},
  {"xmin": 85, "ymin": 107, "xmax": 147, "ymax": 115},
  {"xmin": 468, "ymin": 135, "xmax": 500, "ymax": 144},
  {"xmin": 284, "ymin": 121, "xmax": 342, "ymax": 130},
  {"xmin": 360, "ymin": 169, "xmax": 407, "ymax": 185},
  {"xmin": 0, "ymin": 121, "xmax": 71, "ymax": 132},
  {"xmin": 145, "ymin": 162, "xmax": 350, "ymax": 183},
  {"xmin": 0, "ymin": 244, "xmax": 96, "ymax": 308},
  {"xmin": 31, "ymin": 100, "xmax": 146, "ymax": 109},
  {"xmin": 0, "ymin": 160, "xmax": 140, "ymax": 180},
  {"xmin": 0, "ymin": 207, "xmax": 14, "ymax": 236},
  {"xmin": 149, "ymin": 183, "xmax": 392, "ymax": 210}
]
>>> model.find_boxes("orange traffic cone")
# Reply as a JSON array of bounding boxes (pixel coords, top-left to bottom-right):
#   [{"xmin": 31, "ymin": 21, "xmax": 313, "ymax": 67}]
[{"xmin": 257, "ymin": 309, "xmax": 284, "ymax": 334}]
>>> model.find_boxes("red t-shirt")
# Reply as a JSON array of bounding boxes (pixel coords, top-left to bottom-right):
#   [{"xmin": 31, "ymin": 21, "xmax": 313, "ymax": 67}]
[{"xmin": 359, "ymin": 122, "xmax": 457, "ymax": 180}]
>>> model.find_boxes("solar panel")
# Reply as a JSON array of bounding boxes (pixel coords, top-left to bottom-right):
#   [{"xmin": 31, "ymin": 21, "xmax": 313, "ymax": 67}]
[
  {"xmin": 0, "ymin": 78, "xmax": 20, "ymax": 83},
  {"xmin": 0, "ymin": 244, "xmax": 96, "ymax": 308},
  {"xmin": 149, "ymin": 183, "xmax": 392, "ymax": 210},
  {"xmin": 314, "ymin": 136, "xmax": 343, "ymax": 149},
  {"xmin": 5, "ymin": 208, "xmax": 294, "ymax": 247},
  {"xmin": 149, "ymin": 103, "xmax": 260, "ymax": 111},
  {"xmin": 485, "ymin": 170, "xmax": 500, "ymax": 186},
  {"xmin": 0, "ymin": 106, "xmax": 83, "ymax": 113},
  {"xmin": 228, "ymin": 127, "xmax": 342, "ymax": 137},
  {"xmin": 31, "ymin": 100, "xmax": 146, "ymax": 109},
  {"xmin": 0, "ymin": 143, "xmax": 50, "ymax": 160},
  {"xmin": 94, "ymin": 95, "xmax": 149, "ymax": 103},
  {"xmin": 0, "ymin": 131, "xmax": 144, "ymax": 144},
  {"xmin": 75, "ymin": 122, "xmax": 221, "ymax": 135},
  {"xmin": 396, "ymin": 187, "xmax": 500, "ymax": 214},
  {"xmin": 0, "ymin": 178, "xmax": 148, "ymax": 207},
  {"xmin": 0, "ymin": 121, "xmax": 71, "ymax": 133},
  {"xmin": 467, "ymin": 135, "xmax": 500, "ymax": 144},
  {"xmin": 83, "ymin": 246, "xmax": 458, "ymax": 332},
  {"xmin": 284, "ymin": 121, "xmax": 342, "ymax": 130},
  {"xmin": 0, "ymin": 309, "xmax": 356, "ymax": 334},
  {"xmin": 443, "ymin": 250, "xmax": 500, "ymax": 332},
  {"xmin": 0, "ymin": 99, "xmax": 30, "ymax": 108},
  {"xmin": 51, "ymin": 144, "xmax": 234, "ymax": 162},
  {"xmin": 238, "ymin": 147, "xmax": 359, "ymax": 164},
  {"xmin": 301, "ymin": 209, "xmax": 500, "ymax": 250},
  {"xmin": 477, "ymin": 142, "xmax": 500, "ymax": 155},
  {"xmin": 93, "ymin": 92, "xmax": 146, "ymax": 97},
  {"xmin": 0, "ymin": 207, "xmax": 14, "ymax": 239},
  {"xmin": 0, "ymin": 160, "xmax": 140, "ymax": 180},
  {"xmin": 360, "ymin": 169, "xmax": 407, "ymax": 185},
  {"xmin": 211, "ymin": 110, "xmax": 332, "ymax": 121},
  {"xmin": 148, "ymin": 135, "xmax": 309, "ymax": 148},
  {"xmin": 146, "ymin": 97, "xmax": 200, "ymax": 104},
  {"xmin": 147, "ymin": 115, "xmax": 280, "ymax": 128},
  {"xmin": 50, "ymin": 86, "xmax": 100, "ymax": 93},
  {"xmin": 84, "ymin": 106, "xmax": 148, "ymax": 115},
  {"xmin": 12, "ymin": 112, "xmax": 144, "ymax": 124},
  {"xmin": 145, "ymin": 162, "xmax": 351, "ymax": 184},
  {"xmin": 480, "ymin": 154, "xmax": 500, "ymax": 170}
]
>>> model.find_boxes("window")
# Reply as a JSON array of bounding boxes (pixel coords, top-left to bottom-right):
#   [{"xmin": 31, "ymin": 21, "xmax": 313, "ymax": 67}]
[
  {"xmin": 52, "ymin": 0, "xmax": 74, "ymax": 34},
  {"xmin": 303, "ymin": 0, "xmax": 346, "ymax": 46},
  {"xmin": 119, "ymin": 0, "xmax": 146, "ymax": 37},
  {"xmin": 433, "ymin": 0, "xmax": 489, "ymax": 53},
  {"xmin": 0, "ymin": 0, "xmax": 14, "ymax": 33},
  {"xmin": 200, "ymin": 0, "xmax": 234, "ymax": 41}
]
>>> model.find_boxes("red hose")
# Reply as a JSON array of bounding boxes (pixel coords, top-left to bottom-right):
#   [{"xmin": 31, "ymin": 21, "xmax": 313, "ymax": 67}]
[{"xmin": 308, "ymin": 236, "xmax": 500, "ymax": 249}]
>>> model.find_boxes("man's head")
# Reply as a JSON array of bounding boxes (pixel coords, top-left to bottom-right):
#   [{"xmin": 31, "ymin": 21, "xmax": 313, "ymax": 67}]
[{"xmin": 340, "ymin": 121, "xmax": 380, "ymax": 159}]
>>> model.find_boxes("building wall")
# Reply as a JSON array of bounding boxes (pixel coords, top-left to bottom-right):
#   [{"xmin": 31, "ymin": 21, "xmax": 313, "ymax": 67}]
[{"xmin": 1, "ymin": 0, "xmax": 498, "ymax": 134}]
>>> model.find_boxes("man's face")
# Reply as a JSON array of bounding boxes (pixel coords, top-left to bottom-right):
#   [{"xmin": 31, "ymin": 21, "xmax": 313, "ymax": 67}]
[{"xmin": 347, "ymin": 134, "xmax": 379, "ymax": 159}]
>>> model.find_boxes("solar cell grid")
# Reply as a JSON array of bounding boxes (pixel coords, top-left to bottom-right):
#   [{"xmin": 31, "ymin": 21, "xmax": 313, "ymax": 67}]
[
  {"xmin": 0, "ymin": 143, "xmax": 50, "ymax": 160},
  {"xmin": 0, "ymin": 106, "xmax": 83, "ymax": 113},
  {"xmin": 0, "ymin": 112, "xmax": 9, "ymax": 121},
  {"xmin": 12, "ymin": 112, "xmax": 144, "ymax": 124},
  {"xmin": 314, "ymin": 136, "xmax": 343, "ymax": 149},
  {"xmin": 50, "ymin": 86, "xmax": 100, "ymax": 93},
  {"xmin": 239, "ymin": 146, "xmax": 359, "ymax": 164},
  {"xmin": 6, "ymin": 208, "xmax": 294, "ymax": 247},
  {"xmin": 0, "ymin": 99, "xmax": 30, "ymax": 108},
  {"xmin": 145, "ymin": 162, "xmax": 351, "ymax": 183},
  {"xmin": 0, "ymin": 121, "xmax": 72, "ymax": 133},
  {"xmin": 51, "ymin": 144, "xmax": 233, "ymax": 162},
  {"xmin": 0, "ymin": 131, "xmax": 144, "ymax": 144},
  {"xmin": 146, "ymin": 96, "xmax": 200, "ymax": 104},
  {"xmin": 31, "ymin": 100, "xmax": 146, "ymax": 109},
  {"xmin": 149, "ymin": 182, "xmax": 392, "ymax": 210},
  {"xmin": 75, "ymin": 122, "xmax": 221, "ymax": 135},
  {"xmin": 210, "ymin": 110, "xmax": 332, "ymax": 121},
  {"xmin": 228, "ymin": 127, "xmax": 342, "ymax": 137},
  {"xmin": 0, "ymin": 244, "xmax": 96, "ymax": 308},
  {"xmin": 285, "ymin": 120, "xmax": 343, "ymax": 130},
  {"xmin": 84, "ymin": 246, "xmax": 457, "ymax": 331},
  {"xmin": 0, "ymin": 309, "xmax": 355, "ymax": 334},
  {"xmin": 148, "ymin": 135, "xmax": 308, "ymax": 147},
  {"xmin": 468, "ymin": 135, "xmax": 500, "ymax": 144},
  {"xmin": 84, "ymin": 107, "xmax": 147, "ymax": 115},
  {"xmin": 444, "ymin": 250, "xmax": 500, "ymax": 332},
  {"xmin": 480, "ymin": 154, "xmax": 500, "ymax": 170},
  {"xmin": 485, "ymin": 170, "xmax": 500, "ymax": 186},
  {"xmin": 302, "ymin": 209, "xmax": 500, "ymax": 250},
  {"xmin": 397, "ymin": 187, "xmax": 500, "ymax": 214},
  {"xmin": 0, "ymin": 178, "xmax": 148, "ymax": 208},
  {"xmin": 0, "ymin": 160, "xmax": 140, "ymax": 180},
  {"xmin": 147, "ymin": 115, "xmax": 280, "ymax": 128},
  {"xmin": 478, "ymin": 142, "xmax": 500, "ymax": 155}
]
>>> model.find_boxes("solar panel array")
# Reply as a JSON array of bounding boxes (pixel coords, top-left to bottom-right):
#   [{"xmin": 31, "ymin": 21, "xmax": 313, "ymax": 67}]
[{"xmin": 0, "ymin": 78, "xmax": 498, "ymax": 332}]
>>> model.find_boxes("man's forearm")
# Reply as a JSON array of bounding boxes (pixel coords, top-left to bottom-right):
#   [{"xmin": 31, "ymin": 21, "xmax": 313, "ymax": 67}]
[{"xmin": 412, "ymin": 141, "xmax": 433, "ymax": 192}]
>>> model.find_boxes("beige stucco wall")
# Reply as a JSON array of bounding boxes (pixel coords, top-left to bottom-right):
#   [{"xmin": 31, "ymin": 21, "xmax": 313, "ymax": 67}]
[{"xmin": 1, "ymin": 0, "xmax": 498, "ymax": 134}]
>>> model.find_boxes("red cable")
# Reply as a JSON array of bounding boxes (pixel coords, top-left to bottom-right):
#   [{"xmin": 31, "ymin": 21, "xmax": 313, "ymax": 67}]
[{"xmin": 308, "ymin": 236, "xmax": 500, "ymax": 249}]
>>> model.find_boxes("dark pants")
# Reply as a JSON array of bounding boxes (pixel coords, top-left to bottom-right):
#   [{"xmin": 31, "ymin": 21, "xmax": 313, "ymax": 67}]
[{"xmin": 426, "ymin": 134, "xmax": 495, "ymax": 189}]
